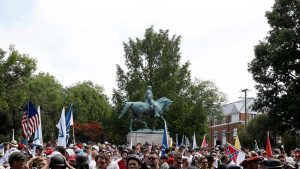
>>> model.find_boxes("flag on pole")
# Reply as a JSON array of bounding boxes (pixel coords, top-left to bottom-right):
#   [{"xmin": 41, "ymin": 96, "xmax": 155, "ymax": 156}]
[
  {"xmin": 181, "ymin": 134, "xmax": 185, "ymax": 146},
  {"xmin": 33, "ymin": 106, "xmax": 43, "ymax": 146},
  {"xmin": 226, "ymin": 142, "xmax": 245, "ymax": 165},
  {"xmin": 169, "ymin": 137, "xmax": 173, "ymax": 148},
  {"xmin": 161, "ymin": 122, "xmax": 168, "ymax": 156},
  {"xmin": 129, "ymin": 137, "xmax": 133, "ymax": 150},
  {"xmin": 201, "ymin": 134, "xmax": 208, "ymax": 148},
  {"xmin": 21, "ymin": 101, "xmax": 40, "ymax": 139},
  {"xmin": 234, "ymin": 134, "xmax": 241, "ymax": 150},
  {"xmin": 192, "ymin": 132, "xmax": 197, "ymax": 149},
  {"xmin": 254, "ymin": 140, "xmax": 259, "ymax": 151},
  {"xmin": 176, "ymin": 134, "xmax": 179, "ymax": 148},
  {"xmin": 185, "ymin": 136, "xmax": 190, "ymax": 147},
  {"xmin": 56, "ymin": 107, "xmax": 67, "ymax": 148},
  {"xmin": 12, "ymin": 129, "xmax": 15, "ymax": 141},
  {"xmin": 266, "ymin": 132, "xmax": 272, "ymax": 158},
  {"xmin": 65, "ymin": 104, "xmax": 73, "ymax": 144}
]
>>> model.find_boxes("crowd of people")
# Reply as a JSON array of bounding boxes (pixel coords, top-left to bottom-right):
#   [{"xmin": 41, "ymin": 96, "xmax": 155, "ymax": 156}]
[{"xmin": 0, "ymin": 140, "xmax": 299, "ymax": 169}]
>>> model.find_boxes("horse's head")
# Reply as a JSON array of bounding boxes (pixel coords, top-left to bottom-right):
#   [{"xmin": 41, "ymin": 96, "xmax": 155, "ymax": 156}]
[{"xmin": 156, "ymin": 97, "xmax": 173, "ymax": 111}]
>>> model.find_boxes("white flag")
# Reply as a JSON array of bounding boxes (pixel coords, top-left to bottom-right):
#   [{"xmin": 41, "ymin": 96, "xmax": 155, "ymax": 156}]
[
  {"xmin": 33, "ymin": 106, "xmax": 43, "ymax": 146},
  {"xmin": 192, "ymin": 132, "xmax": 197, "ymax": 149},
  {"xmin": 236, "ymin": 151, "xmax": 246, "ymax": 165},
  {"xmin": 129, "ymin": 137, "xmax": 133, "ymax": 150},
  {"xmin": 56, "ymin": 107, "xmax": 66, "ymax": 148}
]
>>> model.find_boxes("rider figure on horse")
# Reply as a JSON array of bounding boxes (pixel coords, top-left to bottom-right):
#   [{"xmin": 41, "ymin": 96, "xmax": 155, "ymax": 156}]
[{"xmin": 145, "ymin": 86, "xmax": 160, "ymax": 117}]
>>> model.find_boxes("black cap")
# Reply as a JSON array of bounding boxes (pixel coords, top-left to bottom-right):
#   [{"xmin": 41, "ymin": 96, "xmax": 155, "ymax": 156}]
[
  {"xmin": 50, "ymin": 154, "xmax": 66, "ymax": 167},
  {"xmin": 36, "ymin": 145, "xmax": 43, "ymax": 151},
  {"xmin": 76, "ymin": 153, "xmax": 89, "ymax": 166},
  {"xmin": 267, "ymin": 159, "xmax": 283, "ymax": 169}
]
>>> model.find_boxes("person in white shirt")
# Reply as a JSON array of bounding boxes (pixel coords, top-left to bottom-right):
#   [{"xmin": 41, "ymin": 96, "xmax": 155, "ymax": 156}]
[{"xmin": 89, "ymin": 150, "xmax": 98, "ymax": 169}]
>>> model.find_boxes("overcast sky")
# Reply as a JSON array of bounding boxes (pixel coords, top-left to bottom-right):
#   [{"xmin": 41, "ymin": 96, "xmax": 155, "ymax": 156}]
[{"xmin": 0, "ymin": 0, "xmax": 274, "ymax": 103}]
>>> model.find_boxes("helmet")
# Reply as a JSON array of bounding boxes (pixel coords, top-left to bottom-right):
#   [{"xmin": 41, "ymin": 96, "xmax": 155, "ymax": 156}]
[
  {"xmin": 50, "ymin": 154, "xmax": 66, "ymax": 167},
  {"xmin": 76, "ymin": 153, "xmax": 89, "ymax": 166}
]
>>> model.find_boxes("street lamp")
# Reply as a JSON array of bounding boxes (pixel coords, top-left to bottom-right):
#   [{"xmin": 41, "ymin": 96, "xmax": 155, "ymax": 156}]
[{"xmin": 240, "ymin": 89, "xmax": 248, "ymax": 130}]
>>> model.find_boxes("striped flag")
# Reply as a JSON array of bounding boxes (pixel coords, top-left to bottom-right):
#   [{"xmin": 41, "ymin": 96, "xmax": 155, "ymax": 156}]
[
  {"xmin": 33, "ymin": 106, "xmax": 43, "ymax": 146},
  {"xmin": 22, "ymin": 102, "xmax": 40, "ymax": 139}
]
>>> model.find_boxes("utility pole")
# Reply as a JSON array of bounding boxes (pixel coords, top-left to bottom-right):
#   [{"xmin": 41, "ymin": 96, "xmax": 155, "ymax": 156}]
[{"xmin": 241, "ymin": 89, "xmax": 248, "ymax": 130}]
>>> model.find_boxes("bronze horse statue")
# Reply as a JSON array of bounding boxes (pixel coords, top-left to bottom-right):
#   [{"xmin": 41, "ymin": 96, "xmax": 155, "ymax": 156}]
[{"xmin": 119, "ymin": 97, "xmax": 172, "ymax": 131}]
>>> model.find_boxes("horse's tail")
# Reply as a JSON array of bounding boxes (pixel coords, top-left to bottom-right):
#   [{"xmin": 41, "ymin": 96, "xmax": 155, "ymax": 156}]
[{"xmin": 119, "ymin": 102, "xmax": 132, "ymax": 119}]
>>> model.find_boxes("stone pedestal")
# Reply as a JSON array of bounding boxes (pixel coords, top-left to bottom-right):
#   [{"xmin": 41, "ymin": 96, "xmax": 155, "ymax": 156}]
[{"xmin": 127, "ymin": 129, "xmax": 169, "ymax": 145}]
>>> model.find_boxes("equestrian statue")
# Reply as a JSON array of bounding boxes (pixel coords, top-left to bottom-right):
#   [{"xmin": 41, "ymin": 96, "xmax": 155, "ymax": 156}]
[{"xmin": 119, "ymin": 86, "xmax": 173, "ymax": 131}]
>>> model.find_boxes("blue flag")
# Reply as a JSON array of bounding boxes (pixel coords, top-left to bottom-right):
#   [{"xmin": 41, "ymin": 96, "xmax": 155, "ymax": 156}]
[
  {"xmin": 161, "ymin": 123, "xmax": 168, "ymax": 156},
  {"xmin": 65, "ymin": 104, "xmax": 73, "ymax": 144}
]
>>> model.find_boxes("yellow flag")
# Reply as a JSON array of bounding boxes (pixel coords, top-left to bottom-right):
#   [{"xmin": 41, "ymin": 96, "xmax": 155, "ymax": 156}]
[
  {"xmin": 169, "ymin": 137, "xmax": 173, "ymax": 148},
  {"xmin": 235, "ymin": 134, "xmax": 241, "ymax": 150}
]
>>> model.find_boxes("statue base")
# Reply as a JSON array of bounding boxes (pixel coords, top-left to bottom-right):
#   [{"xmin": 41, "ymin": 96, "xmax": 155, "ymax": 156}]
[{"xmin": 127, "ymin": 129, "xmax": 169, "ymax": 145}]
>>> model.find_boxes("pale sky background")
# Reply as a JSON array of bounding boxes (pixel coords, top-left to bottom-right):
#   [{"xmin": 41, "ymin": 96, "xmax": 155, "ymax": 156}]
[{"xmin": 0, "ymin": 0, "xmax": 274, "ymax": 103}]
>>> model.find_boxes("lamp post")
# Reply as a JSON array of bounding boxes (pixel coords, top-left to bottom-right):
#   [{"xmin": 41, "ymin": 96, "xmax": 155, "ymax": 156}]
[{"xmin": 240, "ymin": 89, "xmax": 248, "ymax": 130}]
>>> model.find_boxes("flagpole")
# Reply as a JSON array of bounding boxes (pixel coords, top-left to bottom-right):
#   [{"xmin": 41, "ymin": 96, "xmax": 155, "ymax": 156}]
[
  {"xmin": 12, "ymin": 129, "xmax": 14, "ymax": 141},
  {"xmin": 72, "ymin": 125, "xmax": 75, "ymax": 144},
  {"xmin": 25, "ymin": 102, "xmax": 30, "ymax": 161}
]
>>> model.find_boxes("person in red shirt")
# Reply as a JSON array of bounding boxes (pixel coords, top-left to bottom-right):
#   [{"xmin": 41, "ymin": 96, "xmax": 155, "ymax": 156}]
[{"xmin": 118, "ymin": 149, "xmax": 128, "ymax": 169}]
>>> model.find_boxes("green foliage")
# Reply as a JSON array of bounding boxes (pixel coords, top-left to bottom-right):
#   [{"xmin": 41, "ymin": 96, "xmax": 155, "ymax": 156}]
[
  {"xmin": 65, "ymin": 81, "xmax": 112, "ymax": 122},
  {"xmin": 0, "ymin": 45, "xmax": 112, "ymax": 143},
  {"xmin": 248, "ymin": 0, "xmax": 300, "ymax": 133},
  {"xmin": 239, "ymin": 114, "xmax": 270, "ymax": 149},
  {"xmin": 65, "ymin": 81, "xmax": 112, "ymax": 142},
  {"xmin": 240, "ymin": 114, "xmax": 300, "ymax": 152},
  {"xmin": 0, "ymin": 45, "xmax": 37, "ymax": 142},
  {"xmin": 112, "ymin": 26, "xmax": 226, "ymax": 144},
  {"xmin": 27, "ymin": 72, "xmax": 64, "ymax": 141},
  {"xmin": 281, "ymin": 131, "xmax": 300, "ymax": 154}
]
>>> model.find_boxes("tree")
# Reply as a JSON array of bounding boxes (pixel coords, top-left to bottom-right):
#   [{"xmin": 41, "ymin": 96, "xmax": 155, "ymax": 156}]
[
  {"xmin": 248, "ymin": 0, "xmax": 300, "ymax": 133},
  {"xmin": 112, "ymin": 27, "xmax": 226, "ymax": 144},
  {"xmin": 27, "ymin": 72, "xmax": 64, "ymax": 141},
  {"xmin": 65, "ymin": 81, "xmax": 112, "ymax": 142},
  {"xmin": 239, "ymin": 114, "xmax": 270, "ymax": 149},
  {"xmin": 74, "ymin": 122, "xmax": 103, "ymax": 142},
  {"xmin": 187, "ymin": 80, "xmax": 226, "ymax": 134},
  {"xmin": 0, "ymin": 45, "xmax": 37, "ymax": 141}
]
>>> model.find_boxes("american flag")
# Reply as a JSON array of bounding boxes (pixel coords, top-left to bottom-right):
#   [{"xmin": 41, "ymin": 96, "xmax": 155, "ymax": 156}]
[{"xmin": 21, "ymin": 102, "xmax": 40, "ymax": 139}]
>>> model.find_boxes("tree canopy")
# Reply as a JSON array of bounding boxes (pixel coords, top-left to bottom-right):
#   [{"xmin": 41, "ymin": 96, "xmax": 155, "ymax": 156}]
[
  {"xmin": 112, "ymin": 26, "xmax": 226, "ymax": 144},
  {"xmin": 0, "ymin": 46, "xmax": 112, "ymax": 143},
  {"xmin": 248, "ymin": 0, "xmax": 300, "ymax": 133},
  {"xmin": 0, "ymin": 45, "xmax": 37, "ymax": 141}
]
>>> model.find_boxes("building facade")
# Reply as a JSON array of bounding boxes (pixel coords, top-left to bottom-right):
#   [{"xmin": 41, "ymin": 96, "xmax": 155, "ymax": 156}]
[{"xmin": 209, "ymin": 98, "xmax": 259, "ymax": 147}]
